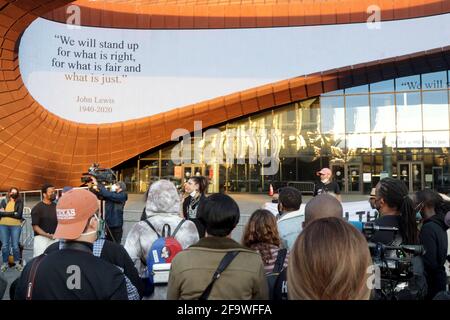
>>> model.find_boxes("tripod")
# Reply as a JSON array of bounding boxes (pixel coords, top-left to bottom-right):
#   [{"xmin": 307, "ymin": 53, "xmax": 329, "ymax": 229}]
[{"xmin": 98, "ymin": 199, "xmax": 118, "ymax": 244}]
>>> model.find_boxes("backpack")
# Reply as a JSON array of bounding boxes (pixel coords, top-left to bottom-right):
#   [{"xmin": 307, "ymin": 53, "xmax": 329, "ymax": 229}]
[
  {"xmin": 266, "ymin": 248, "xmax": 288, "ymax": 300},
  {"xmin": 144, "ymin": 219, "xmax": 186, "ymax": 285}
]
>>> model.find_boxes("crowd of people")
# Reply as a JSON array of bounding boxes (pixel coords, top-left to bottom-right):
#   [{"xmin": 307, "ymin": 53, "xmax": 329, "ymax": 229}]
[{"xmin": 0, "ymin": 168, "xmax": 449, "ymax": 300}]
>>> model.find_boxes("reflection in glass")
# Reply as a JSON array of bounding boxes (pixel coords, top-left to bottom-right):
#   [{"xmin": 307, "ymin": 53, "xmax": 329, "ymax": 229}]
[
  {"xmin": 422, "ymin": 91, "xmax": 449, "ymax": 131},
  {"xmin": 396, "ymin": 92, "xmax": 422, "ymax": 132},
  {"xmin": 345, "ymin": 95, "xmax": 370, "ymax": 134},
  {"xmin": 370, "ymin": 94, "xmax": 395, "ymax": 133},
  {"xmin": 423, "ymin": 131, "xmax": 450, "ymax": 148},
  {"xmin": 322, "ymin": 89, "xmax": 344, "ymax": 96},
  {"xmin": 370, "ymin": 79, "xmax": 394, "ymax": 93},
  {"xmin": 320, "ymin": 96, "xmax": 345, "ymax": 134},
  {"xmin": 371, "ymin": 133, "xmax": 396, "ymax": 149},
  {"xmin": 346, "ymin": 133, "xmax": 370, "ymax": 149},
  {"xmin": 345, "ymin": 84, "xmax": 368, "ymax": 94},
  {"xmin": 397, "ymin": 132, "xmax": 423, "ymax": 148}
]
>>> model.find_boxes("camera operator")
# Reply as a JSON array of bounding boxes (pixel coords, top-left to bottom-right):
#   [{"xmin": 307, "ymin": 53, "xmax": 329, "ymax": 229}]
[
  {"xmin": 90, "ymin": 177, "xmax": 128, "ymax": 244},
  {"xmin": 370, "ymin": 178, "xmax": 427, "ymax": 300}
]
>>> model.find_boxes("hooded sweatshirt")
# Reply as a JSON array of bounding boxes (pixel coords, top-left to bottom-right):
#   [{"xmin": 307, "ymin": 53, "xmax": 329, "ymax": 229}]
[
  {"xmin": 124, "ymin": 180, "xmax": 200, "ymax": 278},
  {"xmin": 419, "ymin": 213, "xmax": 449, "ymax": 299}
]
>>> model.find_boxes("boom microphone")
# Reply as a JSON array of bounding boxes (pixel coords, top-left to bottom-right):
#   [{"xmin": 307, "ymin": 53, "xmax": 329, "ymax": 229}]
[
  {"xmin": 368, "ymin": 242, "xmax": 426, "ymax": 256},
  {"xmin": 349, "ymin": 221, "xmax": 399, "ymax": 233}
]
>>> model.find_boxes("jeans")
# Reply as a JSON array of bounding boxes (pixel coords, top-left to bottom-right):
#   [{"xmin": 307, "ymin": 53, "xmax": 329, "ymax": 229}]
[
  {"xmin": 106, "ymin": 227, "xmax": 123, "ymax": 244},
  {"xmin": 0, "ymin": 225, "xmax": 22, "ymax": 263}
]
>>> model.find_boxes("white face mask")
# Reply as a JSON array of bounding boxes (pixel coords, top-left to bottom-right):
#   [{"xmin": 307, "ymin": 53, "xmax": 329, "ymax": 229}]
[
  {"xmin": 190, "ymin": 190, "xmax": 197, "ymax": 198},
  {"xmin": 110, "ymin": 184, "xmax": 118, "ymax": 192},
  {"xmin": 80, "ymin": 215, "xmax": 101, "ymax": 238}
]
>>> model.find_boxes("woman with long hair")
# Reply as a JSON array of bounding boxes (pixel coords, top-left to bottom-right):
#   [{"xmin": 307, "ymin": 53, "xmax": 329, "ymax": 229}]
[
  {"xmin": 182, "ymin": 176, "xmax": 208, "ymax": 238},
  {"xmin": 0, "ymin": 187, "xmax": 24, "ymax": 272},
  {"xmin": 242, "ymin": 209, "xmax": 288, "ymax": 273},
  {"xmin": 288, "ymin": 217, "xmax": 372, "ymax": 300}
]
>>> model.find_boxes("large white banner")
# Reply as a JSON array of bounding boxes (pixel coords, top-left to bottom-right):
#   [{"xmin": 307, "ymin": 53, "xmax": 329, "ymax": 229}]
[{"xmin": 18, "ymin": 15, "xmax": 450, "ymax": 124}]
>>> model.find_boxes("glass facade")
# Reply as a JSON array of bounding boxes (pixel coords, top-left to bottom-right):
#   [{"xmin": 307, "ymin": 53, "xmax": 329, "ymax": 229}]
[{"xmin": 118, "ymin": 70, "xmax": 450, "ymax": 194}]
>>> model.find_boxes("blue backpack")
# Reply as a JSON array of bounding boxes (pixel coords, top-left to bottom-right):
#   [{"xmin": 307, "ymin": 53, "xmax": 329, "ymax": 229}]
[{"xmin": 144, "ymin": 219, "xmax": 186, "ymax": 286}]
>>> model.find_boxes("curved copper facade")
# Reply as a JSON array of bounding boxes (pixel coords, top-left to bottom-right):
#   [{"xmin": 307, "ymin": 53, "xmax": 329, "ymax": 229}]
[{"xmin": 0, "ymin": 0, "xmax": 449, "ymax": 190}]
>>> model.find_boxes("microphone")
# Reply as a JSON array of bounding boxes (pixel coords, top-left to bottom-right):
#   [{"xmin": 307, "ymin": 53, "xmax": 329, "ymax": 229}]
[
  {"xmin": 368, "ymin": 242, "xmax": 426, "ymax": 256},
  {"xmin": 349, "ymin": 221, "xmax": 399, "ymax": 233}
]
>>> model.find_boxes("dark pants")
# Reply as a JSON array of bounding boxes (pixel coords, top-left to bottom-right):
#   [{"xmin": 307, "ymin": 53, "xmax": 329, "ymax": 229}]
[{"xmin": 106, "ymin": 226, "xmax": 123, "ymax": 244}]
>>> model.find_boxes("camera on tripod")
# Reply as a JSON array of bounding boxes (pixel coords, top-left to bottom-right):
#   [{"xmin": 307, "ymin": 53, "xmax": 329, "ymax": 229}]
[{"xmin": 81, "ymin": 163, "xmax": 117, "ymax": 185}]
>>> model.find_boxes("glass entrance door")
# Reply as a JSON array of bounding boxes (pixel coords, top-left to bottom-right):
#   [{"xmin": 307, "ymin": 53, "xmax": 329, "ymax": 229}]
[
  {"xmin": 182, "ymin": 165, "xmax": 204, "ymax": 183},
  {"xmin": 330, "ymin": 163, "xmax": 362, "ymax": 193},
  {"xmin": 397, "ymin": 161, "xmax": 424, "ymax": 192},
  {"xmin": 330, "ymin": 163, "xmax": 345, "ymax": 193},
  {"xmin": 347, "ymin": 164, "xmax": 362, "ymax": 193}
]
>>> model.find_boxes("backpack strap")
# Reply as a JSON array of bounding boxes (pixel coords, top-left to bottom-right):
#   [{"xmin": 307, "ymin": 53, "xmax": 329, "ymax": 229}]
[
  {"xmin": 144, "ymin": 219, "xmax": 161, "ymax": 238},
  {"xmin": 172, "ymin": 220, "xmax": 186, "ymax": 238},
  {"xmin": 199, "ymin": 251, "xmax": 239, "ymax": 300},
  {"xmin": 26, "ymin": 254, "xmax": 47, "ymax": 300},
  {"xmin": 161, "ymin": 224, "xmax": 171, "ymax": 238},
  {"xmin": 272, "ymin": 248, "xmax": 288, "ymax": 273}
]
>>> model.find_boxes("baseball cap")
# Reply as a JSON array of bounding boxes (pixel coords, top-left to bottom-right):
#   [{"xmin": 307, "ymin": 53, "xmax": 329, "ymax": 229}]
[
  {"xmin": 62, "ymin": 186, "xmax": 73, "ymax": 194},
  {"xmin": 54, "ymin": 189, "xmax": 99, "ymax": 240},
  {"xmin": 369, "ymin": 188, "xmax": 376, "ymax": 198},
  {"xmin": 318, "ymin": 168, "xmax": 332, "ymax": 176}
]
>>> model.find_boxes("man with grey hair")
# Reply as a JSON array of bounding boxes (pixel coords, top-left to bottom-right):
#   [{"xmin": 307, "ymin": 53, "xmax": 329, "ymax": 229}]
[{"xmin": 302, "ymin": 193, "xmax": 344, "ymax": 229}]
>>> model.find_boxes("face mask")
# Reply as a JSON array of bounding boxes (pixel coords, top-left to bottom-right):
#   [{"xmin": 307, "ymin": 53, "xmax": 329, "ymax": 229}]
[
  {"xmin": 111, "ymin": 184, "xmax": 117, "ymax": 192},
  {"xmin": 10, "ymin": 193, "xmax": 18, "ymax": 199},
  {"xmin": 416, "ymin": 211, "xmax": 423, "ymax": 222},
  {"xmin": 321, "ymin": 177, "xmax": 329, "ymax": 183},
  {"xmin": 190, "ymin": 190, "xmax": 197, "ymax": 198},
  {"xmin": 49, "ymin": 193, "xmax": 56, "ymax": 201},
  {"xmin": 81, "ymin": 215, "xmax": 104, "ymax": 239}
]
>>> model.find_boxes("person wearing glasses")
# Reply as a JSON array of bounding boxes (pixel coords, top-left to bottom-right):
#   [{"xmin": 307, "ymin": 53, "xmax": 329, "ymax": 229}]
[{"xmin": 313, "ymin": 168, "xmax": 341, "ymax": 202}]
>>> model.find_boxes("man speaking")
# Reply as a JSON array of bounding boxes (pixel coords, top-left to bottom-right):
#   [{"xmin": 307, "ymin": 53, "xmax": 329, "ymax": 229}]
[{"xmin": 313, "ymin": 168, "xmax": 341, "ymax": 202}]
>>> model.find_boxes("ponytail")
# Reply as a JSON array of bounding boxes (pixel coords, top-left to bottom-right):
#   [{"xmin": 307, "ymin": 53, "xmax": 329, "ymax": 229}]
[{"xmin": 399, "ymin": 196, "xmax": 418, "ymax": 244}]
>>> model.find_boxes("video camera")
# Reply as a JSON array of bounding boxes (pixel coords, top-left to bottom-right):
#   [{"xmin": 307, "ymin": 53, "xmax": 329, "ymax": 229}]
[
  {"xmin": 349, "ymin": 221, "xmax": 426, "ymax": 300},
  {"xmin": 369, "ymin": 242, "xmax": 426, "ymax": 300},
  {"xmin": 81, "ymin": 163, "xmax": 117, "ymax": 185}
]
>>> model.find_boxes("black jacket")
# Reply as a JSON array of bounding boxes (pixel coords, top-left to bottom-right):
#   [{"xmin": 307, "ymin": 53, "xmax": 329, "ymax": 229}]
[
  {"xmin": 0, "ymin": 197, "xmax": 24, "ymax": 221},
  {"xmin": 45, "ymin": 239, "xmax": 144, "ymax": 299},
  {"xmin": 183, "ymin": 194, "xmax": 207, "ymax": 238},
  {"xmin": 98, "ymin": 185, "xmax": 128, "ymax": 228},
  {"xmin": 14, "ymin": 241, "xmax": 128, "ymax": 300},
  {"xmin": 419, "ymin": 214, "xmax": 449, "ymax": 299}
]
